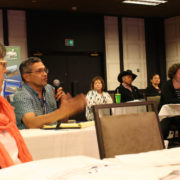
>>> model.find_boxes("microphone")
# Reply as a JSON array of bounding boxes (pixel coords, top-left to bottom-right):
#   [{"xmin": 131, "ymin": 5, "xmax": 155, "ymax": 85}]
[
  {"xmin": 53, "ymin": 79, "xmax": 62, "ymax": 129},
  {"xmin": 53, "ymin": 79, "xmax": 61, "ymax": 107},
  {"xmin": 53, "ymin": 79, "xmax": 61, "ymax": 95}
]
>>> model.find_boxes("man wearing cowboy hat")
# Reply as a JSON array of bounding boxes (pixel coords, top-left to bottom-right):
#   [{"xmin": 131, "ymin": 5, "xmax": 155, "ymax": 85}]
[{"xmin": 115, "ymin": 70, "xmax": 143, "ymax": 102}]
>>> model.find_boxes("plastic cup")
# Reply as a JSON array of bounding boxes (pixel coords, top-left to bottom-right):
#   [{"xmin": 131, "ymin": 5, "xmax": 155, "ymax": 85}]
[{"xmin": 115, "ymin": 93, "xmax": 121, "ymax": 103}]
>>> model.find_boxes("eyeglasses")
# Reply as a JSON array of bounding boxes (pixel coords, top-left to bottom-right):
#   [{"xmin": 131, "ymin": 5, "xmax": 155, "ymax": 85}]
[
  {"xmin": 26, "ymin": 68, "xmax": 49, "ymax": 74},
  {"xmin": 0, "ymin": 60, "xmax": 7, "ymax": 69}
]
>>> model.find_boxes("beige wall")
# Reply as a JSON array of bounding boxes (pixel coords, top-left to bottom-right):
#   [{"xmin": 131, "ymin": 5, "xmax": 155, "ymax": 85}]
[
  {"xmin": 165, "ymin": 16, "xmax": 180, "ymax": 77},
  {"xmin": 104, "ymin": 16, "xmax": 120, "ymax": 91},
  {"xmin": 104, "ymin": 16, "xmax": 147, "ymax": 90},
  {"xmin": 0, "ymin": 10, "xmax": 4, "ymax": 43},
  {"xmin": 122, "ymin": 17, "xmax": 147, "ymax": 89},
  {"xmin": 0, "ymin": 10, "xmax": 27, "ymax": 61},
  {"xmin": 2, "ymin": 11, "xmax": 176, "ymax": 89},
  {"xmin": 8, "ymin": 10, "xmax": 27, "ymax": 61}
]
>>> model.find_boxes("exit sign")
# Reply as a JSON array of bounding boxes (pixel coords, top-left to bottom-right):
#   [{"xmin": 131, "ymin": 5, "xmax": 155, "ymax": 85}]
[{"xmin": 65, "ymin": 39, "xmax": 74, "ymax": 47}]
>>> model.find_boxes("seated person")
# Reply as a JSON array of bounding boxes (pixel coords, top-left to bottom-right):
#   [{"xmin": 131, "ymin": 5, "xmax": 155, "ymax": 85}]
[
  {"xmin": 146, "ymin": 73, "xmax": 161, "ymax": 97},
  {"xmin": 86, "ymin": 76, "xmax": 113, "ymax": 121},
  {"xmin": 12, "ymin": 57, "xmax": 86, "ymax": 129},
  {"xmin": 115, "ymin": 70, "xmax": 143, "ymax": 102},
  {"xmin": 159, "ymin": 63, "xmax": 180, "ymax": 140},
  {"xmin": 0, "ymin": 43, "xmax": 32, "ymax": 168}
]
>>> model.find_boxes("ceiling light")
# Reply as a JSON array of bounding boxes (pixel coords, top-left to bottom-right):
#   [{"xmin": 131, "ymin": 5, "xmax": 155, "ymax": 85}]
[
  {"xmin": 138, "ymin": 0, "xmax": 167, "ymax": 2},
  {"xmin": 123, "ymin": 1, "xmax": 159, "ymax": 6},
  {"xmin": 122, "ymin": 0, "xmax": 167, "ymax": 6}
]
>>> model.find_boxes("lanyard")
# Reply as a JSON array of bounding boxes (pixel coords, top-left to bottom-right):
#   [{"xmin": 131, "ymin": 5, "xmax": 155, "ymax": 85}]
[
  {"xmin": 24, "ymin": 84, "xmax": 47, "ymax": 115},
  {"xmin": 42, "ymin": 89, "xmax": 47, "ymax": 114}
]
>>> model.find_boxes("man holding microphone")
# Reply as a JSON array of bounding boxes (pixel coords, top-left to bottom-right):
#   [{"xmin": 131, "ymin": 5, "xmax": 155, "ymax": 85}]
[{"xmin": 12, "ymin": 57, "xmax": 86, "ymax": 129}]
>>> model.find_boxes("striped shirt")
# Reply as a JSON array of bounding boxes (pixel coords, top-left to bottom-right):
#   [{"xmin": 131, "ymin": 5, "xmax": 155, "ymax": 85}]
[{"xmin": 175, "ymin": 88, "xmax": 180, "ymax": 99}]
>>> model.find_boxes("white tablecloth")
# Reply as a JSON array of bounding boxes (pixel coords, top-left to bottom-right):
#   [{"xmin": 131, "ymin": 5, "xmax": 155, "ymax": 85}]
[
  {"xmin": 159, "ymin": 104, "xmax": 180, "ymax": 121},
  {"xmin": 1, "ymin": 148, "xmax": 180, "ymax": 180},
  {"xmin": 112, "ymin": 105, "xmax": 147, "ymax": 115},
  {"xmin": 20, "ymin": 126, "xmax": 99, "ymax": 160}
]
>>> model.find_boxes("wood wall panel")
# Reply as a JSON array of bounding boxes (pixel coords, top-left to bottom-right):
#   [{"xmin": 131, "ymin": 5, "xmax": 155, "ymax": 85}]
[
  {"xmin": 165, "ymin": 16, "xmax": 180, "ymax": 75},
  {"xmin": 0, "ymin": 10, "xmax": 3, "ymax": 43},
  {"xmin": 122, "ymin": 17, "xmax": 147, "ymax": 89},
  {"xmin": 8, "ymin": 10, "xmax": 27, "ymax": 61},
  {"xmin": 104, "ymin": 16, "xmax": 120, "ymax": 90}
]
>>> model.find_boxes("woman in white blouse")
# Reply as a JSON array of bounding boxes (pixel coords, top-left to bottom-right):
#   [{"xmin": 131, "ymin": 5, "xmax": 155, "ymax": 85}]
[{"xmin": 86, "ymin": 76, "xmax": 113, "ymax": 121}]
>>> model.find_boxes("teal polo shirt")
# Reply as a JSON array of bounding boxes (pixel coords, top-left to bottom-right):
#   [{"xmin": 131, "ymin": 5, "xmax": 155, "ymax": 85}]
[{"xmin": 11, "ymin": 83, "xmax": 57, "ymax": 129}]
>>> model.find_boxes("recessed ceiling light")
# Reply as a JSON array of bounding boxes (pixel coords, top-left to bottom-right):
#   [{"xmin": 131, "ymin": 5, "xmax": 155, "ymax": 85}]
[
  {"xmin": 137, "ymin": 0, "xmax": 167, "ymax": 2},
  {"xmin": 122, "ymin": 0, "xmax": 167, "ymax": 6}
]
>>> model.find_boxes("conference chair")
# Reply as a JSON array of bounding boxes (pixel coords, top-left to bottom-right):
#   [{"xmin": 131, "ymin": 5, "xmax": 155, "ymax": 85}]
[
  {"xmin": 93, "ymin": 101, "xmax": 164, "ymax": 159},
  {"xmin": 146, "ymin": 95, "xmax": 161, "ymax": 112},
  {"xmin": 109, "ymin": 92, "xmax": 115, "ymax": 103}
]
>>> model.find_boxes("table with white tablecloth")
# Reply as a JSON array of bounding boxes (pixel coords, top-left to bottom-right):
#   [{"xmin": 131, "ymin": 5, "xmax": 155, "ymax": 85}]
[
  {"xmin": 111, "ymin": 102, "xmax": 147, "ymax": 115},
  {"xmin": 159, "ymin": 104, "xmax": 180, "ymax": 121},
  {"xmin": 1, "ymin": 148, "xmax": 180, "ymax": 180},
  {"xmin": 20, "ymin": 126, "xmax": 99, "ymax": 160}
]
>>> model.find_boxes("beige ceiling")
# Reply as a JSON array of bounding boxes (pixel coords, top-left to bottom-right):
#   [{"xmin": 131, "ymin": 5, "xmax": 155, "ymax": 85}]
[{"xmin": 0, "ymin": 0, "xmax": 180, "ymax": 18}]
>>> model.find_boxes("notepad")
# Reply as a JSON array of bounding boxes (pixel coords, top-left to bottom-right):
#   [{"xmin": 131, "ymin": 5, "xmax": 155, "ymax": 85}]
[
  {"xmin": 43, "ymin": 121, "xmax": 94, "ymax": 129},
  {"xmin": 78, "ymin": 121, "xmax": 95, "ymax": 128}
]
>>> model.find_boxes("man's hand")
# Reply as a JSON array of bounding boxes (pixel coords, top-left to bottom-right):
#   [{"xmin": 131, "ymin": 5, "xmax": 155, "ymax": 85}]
[
  {"xmin": 59, "ymin": 93, "xmax": 87, "ymax": 118},
  {"xmin": 55, "ymin": 87, "xmax": 65, "ymax": 101}
]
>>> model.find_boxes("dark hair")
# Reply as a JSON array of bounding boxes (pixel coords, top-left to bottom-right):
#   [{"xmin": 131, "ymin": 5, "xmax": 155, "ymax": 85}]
[
  {"xmin": 0, "ymin": 42, "xmax": 6, "ymax": 58},
  {"xmin": 150, "ymin": 73, "xmax": 160, "ymax": 80},
  {"xmin": 19, "ymin": 57, "xmax": 42, "ymax": 81},
  {"xmin": 90, "ymin": 76, "xmax": 105, "ymax": 91},
  {"xmin": 168, "ymin": 63, "xmax": 180, "ymax": 79}
]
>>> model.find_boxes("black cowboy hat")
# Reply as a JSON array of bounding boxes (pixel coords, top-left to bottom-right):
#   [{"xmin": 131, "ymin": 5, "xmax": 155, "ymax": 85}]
[{"xmin": 118, "ymin": 70, "xmax": 137, "ymax": 83}]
